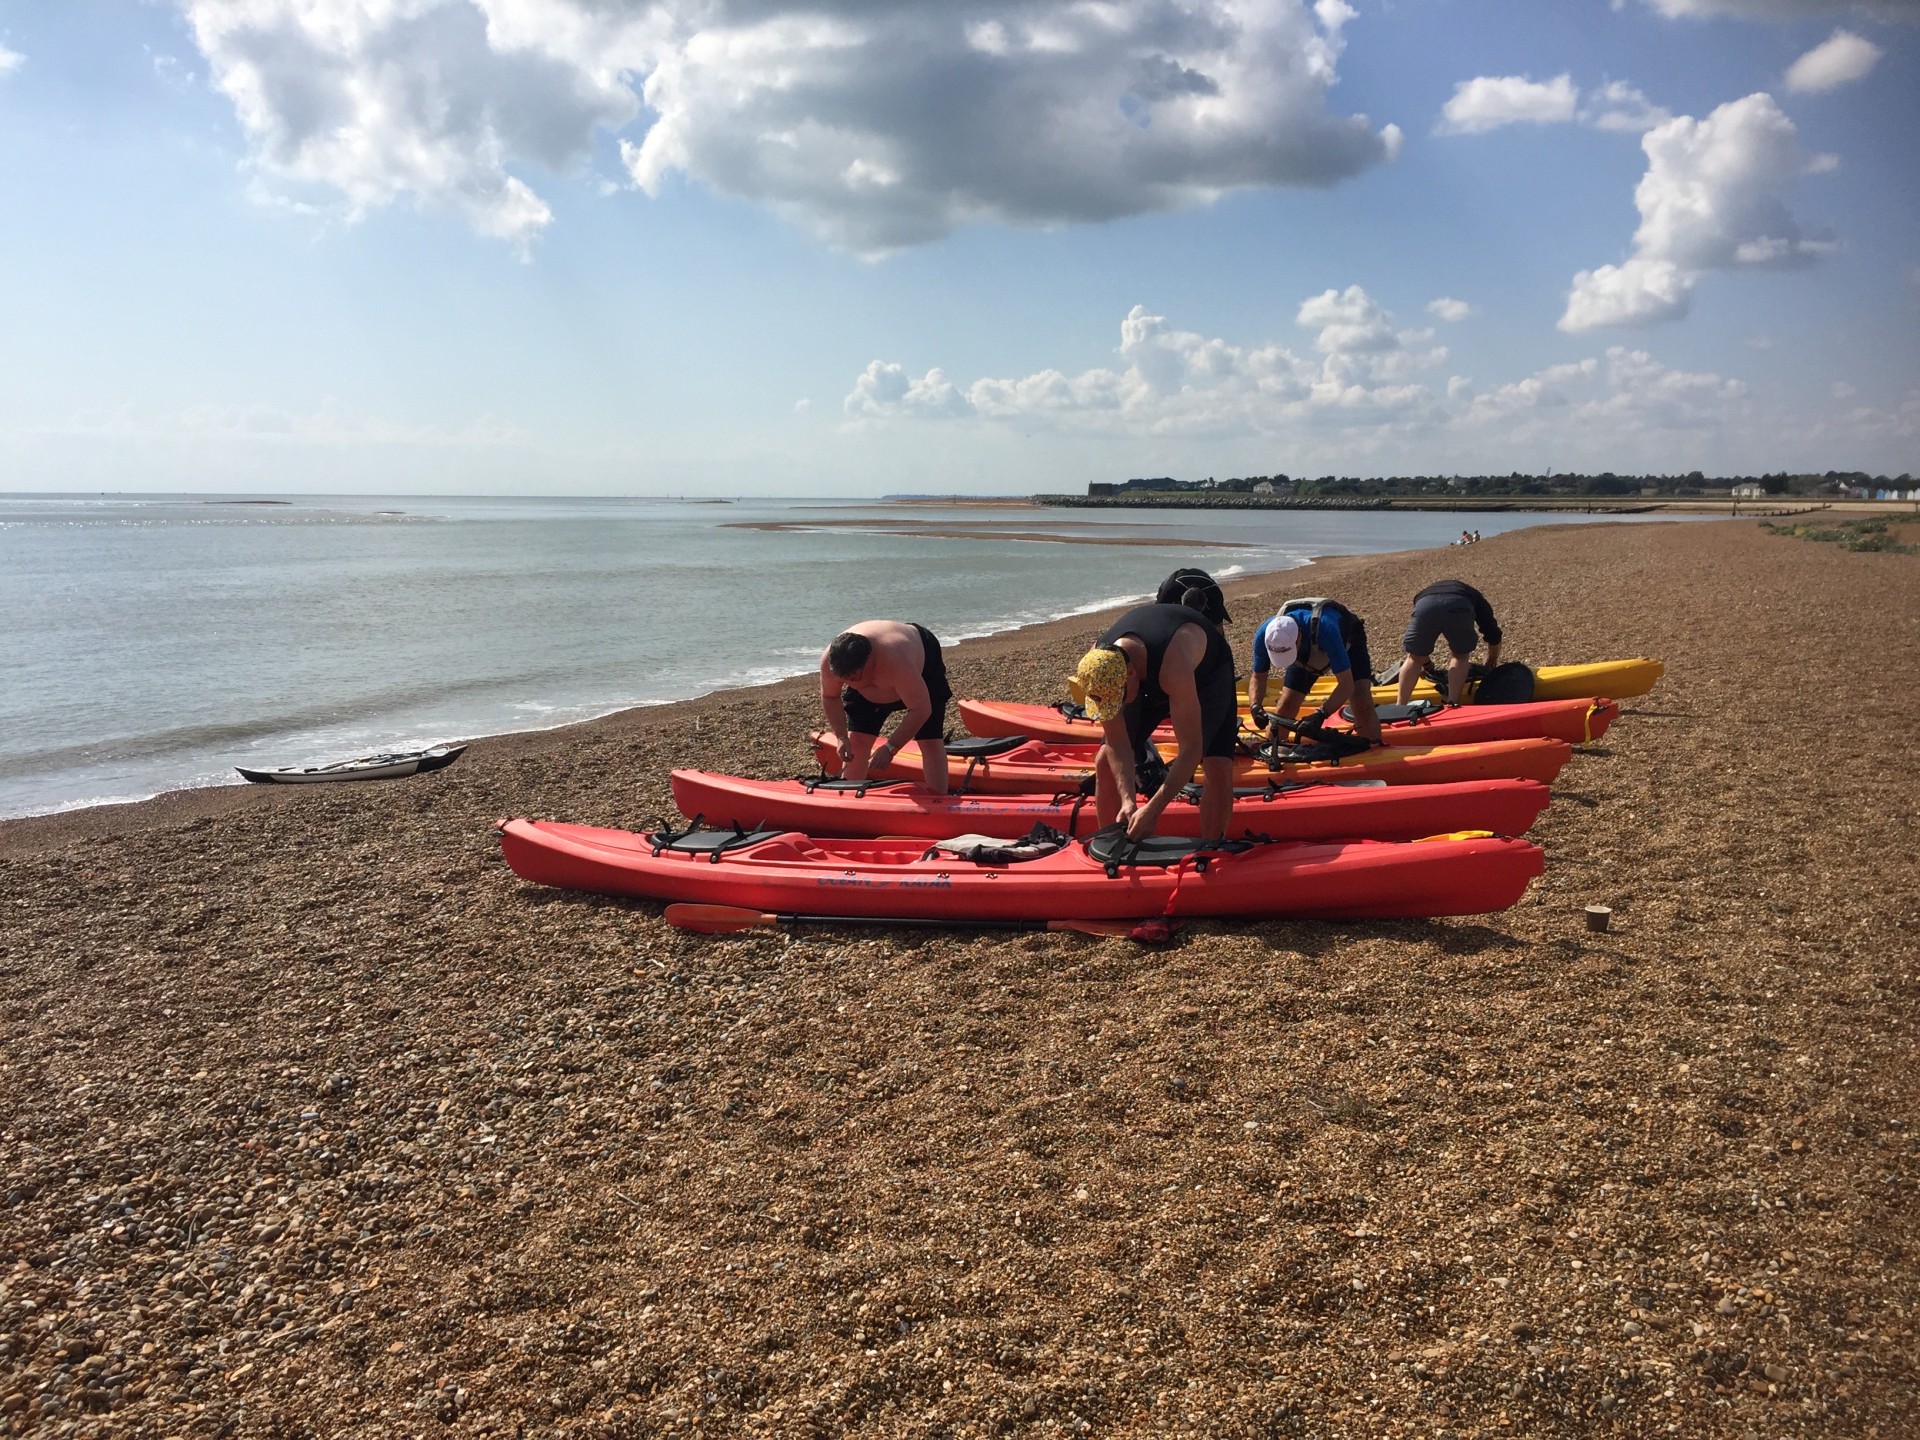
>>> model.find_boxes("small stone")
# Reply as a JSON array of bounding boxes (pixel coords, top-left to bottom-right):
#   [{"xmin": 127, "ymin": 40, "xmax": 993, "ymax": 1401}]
[
  {"xmin": 1623, "ymin": 1321, "xmax": 1644, "ymax": 1337},
  {"xmin": 1763, "ymin": 1363, "xmax": 1789, "ymax": 1383}
]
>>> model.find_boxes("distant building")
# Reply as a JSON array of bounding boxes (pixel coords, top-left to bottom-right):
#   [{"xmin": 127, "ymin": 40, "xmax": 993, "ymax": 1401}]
[
  {"xmin": 1731, "ymin": 483, "xmax": 1765, "ymax": 498},
  {"xmin": 1252, "ymin": 480, "xmax": 1274, "ymax": 495},
  {"xmin": 1088, "ymin": 482, "xmax": 1118, "ymax": 497}
]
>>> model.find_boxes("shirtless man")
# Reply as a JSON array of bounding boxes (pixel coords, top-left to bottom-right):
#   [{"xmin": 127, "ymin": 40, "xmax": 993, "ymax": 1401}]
[{"xmin": 819, "ymin": 620, "xmax": 951, "ymax": 793}]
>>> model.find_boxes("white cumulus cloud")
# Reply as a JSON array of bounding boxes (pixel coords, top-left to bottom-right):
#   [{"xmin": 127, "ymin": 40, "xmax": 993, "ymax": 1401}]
[
  {"xmin": 0, "ymin": 44, "xmax": 23, "ymax": 76},
  {"xmin": 1428, "ymin": 297, "xmax": 1474, "ymax": 322},
  {"xmin": 1581, "ymin": 81, "xmax": 1673, "ymax": 133},
  {"xmin": 1561, "ymin": 93, "xmax": 1834, "ymax": 331},
  {"xmin": 179, "ymin": 0, "xmax": 650, "ymax": 251},
  {"xmin": 1785, "ymin": 29, "xmax": 1884, "ymax": 91},
  {"xmin": 1438, "ymin": 75, "xmax": 1673, "ymax": 136},
  {"xmin": 847, "ymin": 296, "xmax": 1448, "ymax": 439},
  {"xmin": 1435, "ymin": 74, "xmax": 1578, "ymax": 135},
  {"xmin": 841, "ymin": 302, "xmax": 1765, "ymax": 469},
  {"xmin": 177, "ymin": 0, "xmax": 1402, "ymax": 254}
]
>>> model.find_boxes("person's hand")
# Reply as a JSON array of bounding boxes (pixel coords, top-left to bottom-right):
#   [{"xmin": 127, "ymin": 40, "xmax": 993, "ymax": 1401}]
[
  {"xmin": 870, "ymin": 739, "xmax": 895, "ymax": 769},
  {"xmin": 1248, "ymin": 704, "xmax": 1269, "ymax": 730},
  {"xmin": 835, "ymin": 735, "xmax": 852, "ymax": 768},
  {"xmin": 1125, "ymin": 805, "xmax": 1157, "ymax": 841}
]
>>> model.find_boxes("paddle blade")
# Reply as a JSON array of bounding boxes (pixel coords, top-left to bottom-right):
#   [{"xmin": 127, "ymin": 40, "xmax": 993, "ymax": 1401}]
[
  {"xmin": 1049, "ymin": 919, "xmax": 1136, "ymax": 938},
  {"xmin": 664, "ymin": 903, "xmax": 778, "ymax": 934}
]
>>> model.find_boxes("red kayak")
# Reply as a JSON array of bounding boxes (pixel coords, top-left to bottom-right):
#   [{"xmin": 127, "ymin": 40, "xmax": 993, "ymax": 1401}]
[
  {"xmin": 810, "ymin": 732, "xmax": 1573, "ymax": 792},
  {"xmin": 671, "ymin": 769, "xmax": 1554, "ymax": 843},
  {"xmin": 956, "ymin": 695, "xmax": 1621, "ymax": 748},
  {"xmin": 497, "ymin": 819, "xmax": 1545, "ymax": 922}
]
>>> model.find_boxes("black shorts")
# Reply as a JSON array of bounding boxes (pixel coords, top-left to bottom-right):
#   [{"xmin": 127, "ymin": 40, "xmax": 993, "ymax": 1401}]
[
  {"xmin": 1402, "ymin": 594, "xmax": 1478, "ymax": 658},
  {"xmin": 1282, "ymin": 620, "xmax": 1373, "ymax": 694},
  {"xmin": 842, "ymin": 625, "xmax": 952, "ymax": 741},
  {"xmin": 1127, "ymin": 667, "xmax": 1240, "ymax": 762}
]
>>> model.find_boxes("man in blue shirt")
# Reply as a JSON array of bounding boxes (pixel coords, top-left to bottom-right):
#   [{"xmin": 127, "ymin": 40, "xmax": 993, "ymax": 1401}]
[{"xmin": 1247, "ymin": 598, "xmax": 1384, "ymax": 743}]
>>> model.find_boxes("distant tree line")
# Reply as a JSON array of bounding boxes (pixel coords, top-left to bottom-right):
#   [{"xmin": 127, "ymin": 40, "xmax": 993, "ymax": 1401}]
[{"xmin": 1094, "ymin": 470, "xmax": 1912, "ymax": 499}]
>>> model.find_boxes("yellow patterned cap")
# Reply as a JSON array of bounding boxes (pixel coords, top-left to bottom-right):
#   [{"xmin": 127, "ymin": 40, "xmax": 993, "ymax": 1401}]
[{"xmin": 1067, "ymin": 646, "xmax": 1129, "ymax": 721}]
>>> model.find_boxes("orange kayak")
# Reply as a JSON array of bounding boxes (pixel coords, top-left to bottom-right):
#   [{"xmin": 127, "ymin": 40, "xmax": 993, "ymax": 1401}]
[
  {"xmin": 957, "ymin": 696, "xmax": 1621, "ymax": 748},
  {"xmin": 810, "ymin": 732, "xmax": 1573, "ymax": 793}
]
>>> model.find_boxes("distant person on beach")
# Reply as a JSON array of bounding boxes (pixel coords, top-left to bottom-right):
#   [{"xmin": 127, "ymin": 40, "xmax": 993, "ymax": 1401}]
[
  {"xmin": 1069, "ymin": 602, "xmax": 1237, "ymax": 841},
  {"xmin": 820, "ymin": 621, "xmax": 951, "ymax": 793},
  {"xmin": 1396, "ymin": 580, "xmax": 1503, "ymax": 707},
  {"xmin": 1247, "ymin": 598, "xmax": 1385, "ymax": 744},
  {"xmin": 1152, "ymin": 566, "xmax": 1232, "ymax": 627},
  {"xmin": 1473, "ymin": 529, "xmax": 1482, "ymax": 542},
  {"xmin": 1459, "ymin": 530, "xmax": 1473, "ymax": 545}
]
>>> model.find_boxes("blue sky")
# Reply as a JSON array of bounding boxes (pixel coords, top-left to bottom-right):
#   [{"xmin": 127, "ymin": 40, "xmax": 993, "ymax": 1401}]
[{"xmin": 0, "ymin": 0, "xmax": 1914, "ymax": 495}]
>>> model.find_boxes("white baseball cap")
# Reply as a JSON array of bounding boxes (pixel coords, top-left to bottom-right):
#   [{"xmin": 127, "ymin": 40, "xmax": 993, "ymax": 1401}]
[{"xmin": 1264, "ymin": 613, "xmax": 1300, "ymax": 670}]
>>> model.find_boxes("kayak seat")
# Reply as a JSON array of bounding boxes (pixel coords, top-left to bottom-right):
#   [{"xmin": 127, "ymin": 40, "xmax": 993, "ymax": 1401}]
[
  {"xmin": 947, "ymin": 736, "xmax": 1029, "ymax": 760},
  {"xmin": 802, "ymin": 777, "xmax": 915, "ymax": 794},
  {"xmin": 648, "ymin": 825, "xmax": 786, "ymax": 863},
  {"xmin": 1365, "ymin": 701, "xmax": 1443, "ymax": 724},
  {"xmin": 1084, "ymin": 829, "xmax": 1254, "ymax": 872}
]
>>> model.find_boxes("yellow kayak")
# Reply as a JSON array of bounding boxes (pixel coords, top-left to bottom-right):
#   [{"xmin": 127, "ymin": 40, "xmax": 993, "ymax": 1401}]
[{"xmin": 1239, "ymin": 658, "xmax": 1664, "ymax": 706}]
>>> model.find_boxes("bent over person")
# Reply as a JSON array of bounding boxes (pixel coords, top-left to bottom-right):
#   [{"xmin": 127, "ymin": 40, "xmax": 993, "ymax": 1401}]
[
  {"xmin": 1068, "ymin": 602, "xmax": 1237, "ymax": 842},
  {"xmin": 1397, "ymin": 579, "xmax": 1503, "ymax": 707},
  {"xmin": 820, "ymin": 621, "xmax": 951, "ymax": 793},
  {"xmin": 1247, "ymin": 597, "xmax": 1385, "ymax": 744}
]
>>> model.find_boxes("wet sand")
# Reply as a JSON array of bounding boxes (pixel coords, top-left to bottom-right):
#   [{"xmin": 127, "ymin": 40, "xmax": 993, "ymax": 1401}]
[
  {"xmin": 723, "ymin": 518, "xmax": 1241, "ymax": 548},
  {"xmin": 2, "ymin": 520, "xmax": 1916, "ymax": 1438}
]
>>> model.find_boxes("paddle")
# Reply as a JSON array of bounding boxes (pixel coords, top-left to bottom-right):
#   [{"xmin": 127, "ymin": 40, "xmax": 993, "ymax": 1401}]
[{"xmin": 664, "ymin": 903, "xmax": 1136, "ymax": 939}]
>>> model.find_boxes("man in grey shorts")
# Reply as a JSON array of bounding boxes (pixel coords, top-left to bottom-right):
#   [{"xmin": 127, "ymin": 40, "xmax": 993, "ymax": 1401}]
[{"xmin": 1396, "ymin": 580, "xmax": 1503, "ymax": 706}]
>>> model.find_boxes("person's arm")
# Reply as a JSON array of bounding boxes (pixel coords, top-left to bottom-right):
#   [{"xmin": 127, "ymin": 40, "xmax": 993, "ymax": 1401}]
[
  {"xmin": 1097, "ymin": 713, "xmax": 1140, "ymax": 829},
  {"xmin": 1128, "ymin": 631, "xmax": 1205, "ymax": 839},
  {"xmin": 870, "ymin": 663, "xmax": 932, "ymax": 773},
  {"xmin": 819, "ymin": 653, "xmax": 852, "ymax": 766},
  {"xmin": 1247, "ymin": 625, "xmax": 1272, "ymax": 727},
  {"xmin": 1308, "ymin": 669, "xmax": 1355, "ymax": 727},
  {"xmin": 1470, "ymin": 587, "xmax": 1504, "ymax": 662},
  {"xmin": 1301, "ymin": 616, "xmax": 1352, "ymax": 726}
]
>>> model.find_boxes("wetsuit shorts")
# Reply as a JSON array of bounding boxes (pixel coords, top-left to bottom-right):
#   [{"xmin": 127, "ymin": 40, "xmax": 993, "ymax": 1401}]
[
  {"xmin": 1282, "ymin": 619, "xmax": 1374, "ymax": 694},
  {"xmin": 842, "ymin": 625, "xmax": 952, "ymax": 741},
  {"xmin": 1402, "ymin": 593, "xmax": 1479, "ymax": 658},
  {"xmin": 1125, "ymin": 666, "xmax": 1241, "ymax": 763}
]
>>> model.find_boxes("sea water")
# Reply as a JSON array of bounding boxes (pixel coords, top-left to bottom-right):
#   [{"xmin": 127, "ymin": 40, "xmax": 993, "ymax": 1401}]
[{"xmin": 0, "ymin": 494, "xmax": 1688, "ymax": 819}]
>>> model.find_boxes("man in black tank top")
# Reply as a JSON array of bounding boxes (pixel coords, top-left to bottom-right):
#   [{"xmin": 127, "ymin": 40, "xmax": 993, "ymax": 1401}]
[{"xmin": 1067, "ymin": 602, "xmax": 1238, "ymax": 840}]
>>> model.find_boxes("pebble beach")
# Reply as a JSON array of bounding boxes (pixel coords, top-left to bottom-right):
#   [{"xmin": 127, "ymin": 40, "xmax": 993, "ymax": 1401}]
[{"xmin": 2, "ymin": 517, "xmax": 1916, "ymax": 1437}]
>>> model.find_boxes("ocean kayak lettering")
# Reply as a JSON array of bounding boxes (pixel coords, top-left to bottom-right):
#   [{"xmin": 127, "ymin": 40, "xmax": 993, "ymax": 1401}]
[{"xmin": 811, "ymin": 874, "xmax": 955, "ymax": 890}]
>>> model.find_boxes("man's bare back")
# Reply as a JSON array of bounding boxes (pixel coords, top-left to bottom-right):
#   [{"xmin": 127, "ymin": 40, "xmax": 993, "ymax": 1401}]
[{"xmin": 831, "ymin": 619, "xmax": 925, "ymax": 702}]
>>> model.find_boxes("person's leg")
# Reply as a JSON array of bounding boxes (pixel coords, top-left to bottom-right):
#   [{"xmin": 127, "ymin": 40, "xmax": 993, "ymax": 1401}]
[
  {"xmin": 1399, "ymin": 603, "xmax": 1440, "ymax": 706},
  {"xmin": 1445, "ymin": 654, "xmax": 1473, "ymax": 706},
  {"xmin": 910, "ymin": 665, "xmax": 953, "ymax": 795},
  {"xmin": 918, "ymin": 738, "xmax": 949, "ymax": 795},
  {"xmin": 1438, "ymin": 603, "xmax": 1479, "ymax": 706},
  {"xmin": 1273, "ymin": 661, "xmax": 1314, "ymax": 724},
  {"xmin": 1345, "ymin": 624, "xmax": 1383, "ymax": 741},
  {"xmin": 1199, "ymin": 756, "xmax": 1235, "ymax": 840},
  {"xmin": 842, "ymin": 732, "xmax": 878, "ymax": 780},
  {"xmin": 840, "ymin": 690, "xmax": 894, "ymax": 780},
  {"xmin": 1397, "ymin": 652, "xmax": 1429, "ymax": 706}
]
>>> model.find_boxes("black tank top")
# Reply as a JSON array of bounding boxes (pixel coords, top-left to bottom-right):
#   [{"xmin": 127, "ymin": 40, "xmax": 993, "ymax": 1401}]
[{"xmin": 1098, "ymin": 603, "xmax": 1234, "ymax": 711}]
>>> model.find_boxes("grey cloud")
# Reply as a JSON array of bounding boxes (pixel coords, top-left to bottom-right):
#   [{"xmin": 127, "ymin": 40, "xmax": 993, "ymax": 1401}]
[{"xmin": 182, "ymin": 1, "xmax": 1398, "ymax": 253}]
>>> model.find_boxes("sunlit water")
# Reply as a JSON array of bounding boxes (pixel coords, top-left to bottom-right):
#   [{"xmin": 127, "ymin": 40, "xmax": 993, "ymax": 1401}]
[{"xmin": 0, "ymin": 494, "xmax": 1702, "ymax": 818}]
